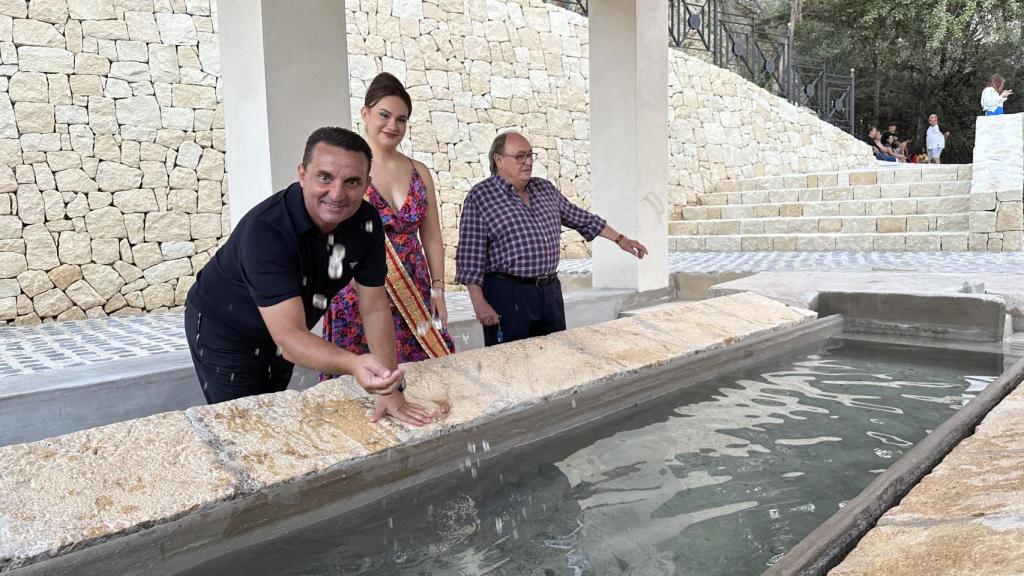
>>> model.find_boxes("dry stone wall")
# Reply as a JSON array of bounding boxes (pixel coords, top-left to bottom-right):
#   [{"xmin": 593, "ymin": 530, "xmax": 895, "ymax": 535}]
[
  {"xmin": 0, "ymin": 0, "xmax": 870, "ymax": 325},
  {"xmin": 345, "ymin": 0, "xmax": 596, "ymax": 277},
  {"xmin": 345, "ymin": 0, "xmax": 872, "ymax": 282},
  {"xmin": 0, "ymin": 0, "xmax": 225, "ymax": 326},
  {"xmin": 668, "ymin": 53, "xmax": 873, "ymax": 208}
]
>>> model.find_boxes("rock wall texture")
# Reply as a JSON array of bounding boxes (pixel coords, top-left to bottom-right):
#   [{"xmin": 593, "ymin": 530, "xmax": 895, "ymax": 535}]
[
  {"xmin": 668, "ymin": 54, "xmax": 873, "ymax": 208},
  {"xmin": 0, "ymin": 0, "xmax": 871, "ymax": 325},
  {"xmin": 346, "ymin": 0, "xmax": 873, "ymax": 278},
  {"xmin": 0, "ymin": 0, "xmax": 224, "ymax": 326},
  {"xmin": 968, "ymin": 113, "xmax": 1024, "ymax": 251}
]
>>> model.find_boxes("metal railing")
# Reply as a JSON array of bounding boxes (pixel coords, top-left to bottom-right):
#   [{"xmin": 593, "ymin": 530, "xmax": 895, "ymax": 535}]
[
  {"xmin": 544, "ymin": 0, "xmax": 855, "ymax": 135},
  {"xmin": 792, "ymin": 59, "xmax": 856, "ymax": 134},
  {"xmin": 671, "ymin": 0, "xmax": 854, "ymax": 133},
  {"xmin": 547, "ymin": 0, "xmax": 588, "ymax": 16}
]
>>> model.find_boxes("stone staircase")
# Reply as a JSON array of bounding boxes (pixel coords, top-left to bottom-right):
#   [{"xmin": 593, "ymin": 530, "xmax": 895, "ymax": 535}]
[{"xmin": 669, "ymin": 165, "xmax": 974, "ymax": 251}]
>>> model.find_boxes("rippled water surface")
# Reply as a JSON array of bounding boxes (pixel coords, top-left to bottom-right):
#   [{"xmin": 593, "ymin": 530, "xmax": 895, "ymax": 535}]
[{"xmin": 183, "ymin": 338, "xmax": 1002, "ymax": 576}]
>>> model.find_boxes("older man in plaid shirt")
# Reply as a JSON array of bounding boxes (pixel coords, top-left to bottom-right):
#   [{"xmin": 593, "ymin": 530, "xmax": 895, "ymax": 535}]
[{"xmin": 455, "ymin": 131, "xmax": 648, "ymax": 346}]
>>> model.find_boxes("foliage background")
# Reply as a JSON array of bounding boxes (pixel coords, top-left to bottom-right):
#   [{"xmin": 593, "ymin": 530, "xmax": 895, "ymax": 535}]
[{"xmin": 759, "ymin": 0, "xmax": 1024, "ymax": 162}]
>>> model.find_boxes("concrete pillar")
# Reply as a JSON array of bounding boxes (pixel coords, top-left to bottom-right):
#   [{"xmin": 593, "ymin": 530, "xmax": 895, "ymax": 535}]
[
  {"xmin": 217, "ymin": 0, "xmax": 351, "ymax": 229},
  {"xmin": 589, "ymin": 0, "xmax": 669, "ymax": 292}
]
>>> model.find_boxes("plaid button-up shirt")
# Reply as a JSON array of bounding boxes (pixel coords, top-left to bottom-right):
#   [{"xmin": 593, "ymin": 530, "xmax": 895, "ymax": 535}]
[{"xmin": 455, "ymin": 174, "xmax": 606, "ymax": 286}]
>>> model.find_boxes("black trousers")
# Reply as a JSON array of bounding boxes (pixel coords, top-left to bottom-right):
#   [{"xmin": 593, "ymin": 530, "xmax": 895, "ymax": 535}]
[
  {"xmin": 481, "ymin": 274, "xmax": 565, "ymax": 346},
  {"xmin": 184, "ymin": 305, "xmax": 294, "ymax": 404}
]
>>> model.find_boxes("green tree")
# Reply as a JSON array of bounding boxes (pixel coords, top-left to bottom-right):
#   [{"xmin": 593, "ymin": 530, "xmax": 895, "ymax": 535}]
[{"xmin": 762, "ymin": 0, "xmax": 1024, "ymax": 162}]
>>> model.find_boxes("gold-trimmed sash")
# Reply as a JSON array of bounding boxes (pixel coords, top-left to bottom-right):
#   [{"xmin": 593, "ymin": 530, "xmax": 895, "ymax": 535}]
[{"xmin": 383, "ymin": 237, "xmax": 451, "ymax": 358}]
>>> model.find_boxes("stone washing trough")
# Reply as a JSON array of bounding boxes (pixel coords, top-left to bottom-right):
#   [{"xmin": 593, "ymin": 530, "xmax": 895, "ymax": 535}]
[{"xmin": 0, "ymin": 292, "xmax": 823, "ymax": 575}]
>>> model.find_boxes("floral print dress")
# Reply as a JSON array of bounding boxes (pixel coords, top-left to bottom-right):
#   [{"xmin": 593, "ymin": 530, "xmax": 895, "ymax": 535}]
[{"xmin": 322, "ymin": 166, "xmax": 455, "ymax": 370}]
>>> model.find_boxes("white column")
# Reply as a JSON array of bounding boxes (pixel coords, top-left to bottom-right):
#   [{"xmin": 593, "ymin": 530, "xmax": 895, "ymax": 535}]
[
  {"xmin": 217, "ymin": 0, "xmax": 351, "ymax": 229},
  {"xmin": 589, "ymin": 0, "xmax": 669, "ymax": 292}
]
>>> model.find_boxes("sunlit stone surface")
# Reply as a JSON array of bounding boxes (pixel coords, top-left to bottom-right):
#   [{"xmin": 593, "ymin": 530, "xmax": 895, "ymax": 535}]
[
  {"xmin": 0, "ymin": 411, "xmax": 238, "ymax": 571},
  {"xmin": 829, "ymin": 381, "xmax": 1024, "ymax": 575},
  {"xmin": 0, "ymin": 292, "xmax": 818, "ymax": 572}
]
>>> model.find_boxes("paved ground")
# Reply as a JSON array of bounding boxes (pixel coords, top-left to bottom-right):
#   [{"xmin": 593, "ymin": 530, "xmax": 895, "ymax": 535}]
[
  {"xmin": 3, "ymin": 251, "xmax": 1024, "ymax": 378},
  {"xmin": 561, "ymin": 251, "xmax": 1024, "ymax": 274},
  {"xmin": 0, "ymin": 314, "xmax": 188, "ymax": 378}
]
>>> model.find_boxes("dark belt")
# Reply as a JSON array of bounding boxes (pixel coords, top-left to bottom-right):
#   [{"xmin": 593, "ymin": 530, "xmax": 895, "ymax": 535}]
[{"xmin": 487, "ymin": 272, "xmax": 558, "ymax": 286}]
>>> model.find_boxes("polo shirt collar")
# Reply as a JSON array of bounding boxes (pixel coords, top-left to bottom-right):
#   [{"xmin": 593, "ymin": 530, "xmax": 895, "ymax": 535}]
[{"xmin": 285, "ymin": 182, "xmax": 319, "ymax": 235}]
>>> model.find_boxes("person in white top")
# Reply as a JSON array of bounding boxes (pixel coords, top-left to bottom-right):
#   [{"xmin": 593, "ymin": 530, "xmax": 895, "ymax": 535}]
[
  {"xmin": 981, "ymin": 74, "xmax": 1012, "ymax": 116},
  {"xmin": 925, "ymin": 114, "xmax": 951, "ymax": 164}
]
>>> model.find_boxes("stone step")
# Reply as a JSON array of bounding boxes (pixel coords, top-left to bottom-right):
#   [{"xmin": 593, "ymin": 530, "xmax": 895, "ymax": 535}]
[
  {"xmin": 669, "ymin": 232, "xmax": 968, "ymax": 252},
  {"xmin": 712, "ymin": 165, "xmax": 971, "ymax": 193},
  {"xmin": 683, "ymin": 195, "xmax": 970, "ymax": 220},
  {"xmin": 699, "ymin": 180, "xmax": 970, "ymax": 206},
  {"xmin": 670, "ymin": 213, "xmax": 968, "ymax": 236}
]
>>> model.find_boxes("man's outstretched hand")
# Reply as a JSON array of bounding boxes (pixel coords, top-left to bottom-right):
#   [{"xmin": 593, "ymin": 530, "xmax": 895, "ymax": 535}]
[
  {"xmin": 371, "ymin": 392, "xmax": 443, "ymax": 426},
  {"xmin": 618, "ymin": 237, "xmax": 649, "ymax": 259}
]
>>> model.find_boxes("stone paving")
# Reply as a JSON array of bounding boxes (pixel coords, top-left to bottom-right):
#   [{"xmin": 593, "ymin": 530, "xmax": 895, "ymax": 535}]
[
  {"xmin": 3, "ymin": 251, "xmax": 1024, "ymax": 378},
  {"xmin": 561, "ymin": 251, "xmax": 1024, "ymax": 274},
  {"xmin": 0, "ymin": 313, "xmax": 186, "ymax": 378}
]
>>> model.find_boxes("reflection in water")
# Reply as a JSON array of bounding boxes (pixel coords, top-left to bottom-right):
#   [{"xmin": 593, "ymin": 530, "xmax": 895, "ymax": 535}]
[{"xmin": 180, "ymin": 339, "xmax": 1001, "ymax": 576}]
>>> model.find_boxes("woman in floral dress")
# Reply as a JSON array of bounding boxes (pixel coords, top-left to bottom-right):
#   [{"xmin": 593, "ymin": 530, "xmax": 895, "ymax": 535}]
[{"xmin": 322, "ymin": 72, "xmax": 455, "ymax": 372}]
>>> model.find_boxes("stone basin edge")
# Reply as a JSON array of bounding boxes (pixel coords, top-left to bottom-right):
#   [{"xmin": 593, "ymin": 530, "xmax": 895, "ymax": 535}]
[{"xmin": 0, "ymin": 291, "xmax": 817, "ymax": 573}]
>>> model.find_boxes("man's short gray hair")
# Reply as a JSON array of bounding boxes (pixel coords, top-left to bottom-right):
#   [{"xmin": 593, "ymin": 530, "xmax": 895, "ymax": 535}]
[{"xmin": 488, "ymin": 132, "xmax": 514, "ymax": 175}]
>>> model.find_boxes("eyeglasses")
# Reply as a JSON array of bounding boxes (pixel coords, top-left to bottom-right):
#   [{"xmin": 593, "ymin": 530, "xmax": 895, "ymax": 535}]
[{"xmin": 498, "ymin": 151, "xmax": 537, "ymax": 164}]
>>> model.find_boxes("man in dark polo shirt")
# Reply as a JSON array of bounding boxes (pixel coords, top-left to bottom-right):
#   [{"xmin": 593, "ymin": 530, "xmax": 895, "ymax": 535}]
[
  {"xmin": 455, "ymin": 131, "xmax": 648, "ymax": 346},
  {"xmin": 185, "ymin": 126, "xmax": 433, "ymax": 425}
]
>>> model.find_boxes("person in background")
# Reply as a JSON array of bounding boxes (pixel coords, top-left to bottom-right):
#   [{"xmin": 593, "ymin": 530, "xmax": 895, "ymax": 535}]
[
  {"xmin": 884, "ymin": 132, "xmax": 907, "ymax": 162},
  {"xmin": 322, "ymin": 72, "xmax": 455, "ymax": 372},
  {"xmin": 184, "ymin": 126, "xmax": 435, "ymax": 426},
  {"xmin": 981, "ymin": 74, "xmax": 1012, "ymax": 116},
  {"xmin": 881, "ymin": 123, "xmax": 908, "ymax": 158},
  {"xmin": 926, "ymin": 114, "xmax": 951, "ymax": 164},
  {"xmin": 456, "ymin": 131, "xmax": 648, "ymax": 346},
  {"xmin": 863, "ymin": 126, "xmax": 897, "ymax": 162}
]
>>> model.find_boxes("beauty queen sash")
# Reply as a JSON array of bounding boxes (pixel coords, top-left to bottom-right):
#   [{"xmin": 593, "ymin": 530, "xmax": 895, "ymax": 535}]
[{"xmin": 382, "ymin": 237, "xmax": 451, "ymax": 358}]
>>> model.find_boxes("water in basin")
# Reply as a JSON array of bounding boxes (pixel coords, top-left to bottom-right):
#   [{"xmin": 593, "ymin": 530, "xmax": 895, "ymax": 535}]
[{"xmin": 180, "ymin": 338, "xmax": 1002, "ymax": 576}]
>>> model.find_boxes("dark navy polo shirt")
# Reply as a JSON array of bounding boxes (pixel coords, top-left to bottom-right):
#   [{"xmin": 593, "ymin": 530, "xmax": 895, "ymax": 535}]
[{"xmin": 186, "ymin": 182, "xmax": 387, "ymax": 347}]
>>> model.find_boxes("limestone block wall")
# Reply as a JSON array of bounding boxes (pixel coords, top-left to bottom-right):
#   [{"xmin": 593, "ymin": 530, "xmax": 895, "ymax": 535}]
[
  {"xmin": 0, "ymin": 0, "xmax": 872, "ymax": 325},
  {"xmin": 0, "ymin": 0, "xmax": 225, "ymax": 326},
  {"xmin": 968, "ymin": 113, "xmax": 1024, "ymax": 251},
  {"xmin": 345, "ymin": 0, "xmax": 873, "ymax": 279},
  {"xmin": 345, "ymin": 0, "xmax": 596, "ymax": 273},
  {"xmin": 668, "ymin": 52, "xmax": 873, "ymax": 208}
]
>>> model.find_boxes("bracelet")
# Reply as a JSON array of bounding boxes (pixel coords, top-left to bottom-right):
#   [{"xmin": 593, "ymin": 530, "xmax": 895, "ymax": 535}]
[
  {"xmin": 431, "ymin": 279, "xmax": 445, "ymax": 285},
  {"xmin": 613, "ymin": 233, "xmax": 625, "ymax": 244}
]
